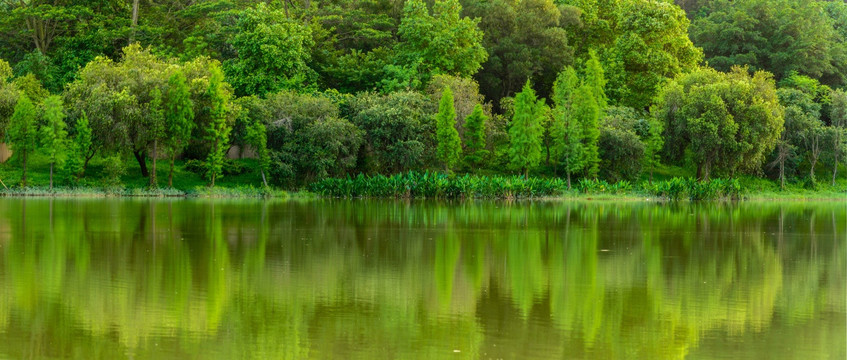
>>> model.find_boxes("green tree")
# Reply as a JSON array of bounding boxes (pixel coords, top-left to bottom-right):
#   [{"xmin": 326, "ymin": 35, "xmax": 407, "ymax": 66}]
[
  {"xmin": 690, "ymin": 0, "xmax": 847, "ymax": 87},
  {"xmin": 204, "ymin": 66, "xmax": 231, "ymax": 187},
  {"xmin": 829, "ymin": 89, "xmax": 847, "ymax": 185},
  {"xmin": 462, "ymin": 104, "xmax": 488, "ymax": 170},
  {"xmin": 0, "ymin": 58, "xmax": 18, "ymax": 137},
  {"xmin": 164, "ymin": 71, "xmax": 194, "ymax": 188},
  {"xmin": 348, "ymin": 91, "xmax": 434, "ymax": 174},
  {"xmin": 562, "ymin": 0, "xmax": 702, "ymax": 109},
  {"xmin": 466, "ymin": 0, "xmax": 575, "ymax": 104},
  {"xmin": 244, "ymin": 117, "xmax": 270, "ymax": 187},
  {"xmin": 39, "ymin": 95, "xmax": 67, "ymax": 190},
  {"xmin": 147, "ymin": 88, "xmax": 164, "ymax": 188},
  {"xmin": 396, "ymin": 0, "xmax": 487, "ymax": 81},
  {"xmin": 435, "ymin": 87, "xmax": 462, "ymax": 172},
  {"xmin": 573, "ymin": 84, "xmax": 601, "ymax": 179},
  {"xmin": 656, "ymin": 67, "xmax": 784, "ymax": 180},
  {"xmin": 643, "ymin": 116, "xmax": 665, "ymax": 183},
  {"xmin": 6, "ymin": 95, "xmax": 38, "ymax": 187},
  {"xmin": 64, "ymin": 112, "xmax": 92, "ymax": 183},
  {"xmin": 584, "ymin": 50, "xmax": 608, "ymax": 111},
  {"xmin": 223, "ymin": 3, "xmax": 316, "ymax": 97},
  {"xmin": 508, "ymin": 81, "xmax": 544, "ymax": 178},
  {"xmin": 550, "ymin": 66, "xmax": 583, "ymax": 189}
]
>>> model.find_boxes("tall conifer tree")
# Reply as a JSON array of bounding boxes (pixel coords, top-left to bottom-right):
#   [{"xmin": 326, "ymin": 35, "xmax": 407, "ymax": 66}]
[
  {"xmin": 435, "ymin": 87, "xmax": 462, "ymax": 172},
  {"xmin": 509, "ymin": 81, "xmax": 544, "ymax": 178}
]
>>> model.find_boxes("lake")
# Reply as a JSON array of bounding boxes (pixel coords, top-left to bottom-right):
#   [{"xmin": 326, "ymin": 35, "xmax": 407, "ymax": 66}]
[{"xmin": 0, "ymin": 198, "xmax": 843, "ymax": 359}]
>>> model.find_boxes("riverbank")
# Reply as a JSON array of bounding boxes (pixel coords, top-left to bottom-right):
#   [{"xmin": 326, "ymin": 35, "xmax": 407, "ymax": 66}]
[
  {"xmin": 1, "ymin": 157, "xmax": 844, "ymax": 200},
  {"xmin": 0, "ymin": 185, "xmax": 290, "ymax": 198}
]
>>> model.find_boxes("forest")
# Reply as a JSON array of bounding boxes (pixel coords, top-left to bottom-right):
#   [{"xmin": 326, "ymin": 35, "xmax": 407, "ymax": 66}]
[{"xmin": 0, "ymin": 0, "xmax": 845, "ymax": 194}]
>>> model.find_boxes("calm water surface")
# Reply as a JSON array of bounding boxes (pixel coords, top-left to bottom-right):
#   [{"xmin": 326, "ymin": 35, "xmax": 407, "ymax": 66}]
[{"xmin": 0, "ymin": 199, "xmax": 843, "ymax": 359}]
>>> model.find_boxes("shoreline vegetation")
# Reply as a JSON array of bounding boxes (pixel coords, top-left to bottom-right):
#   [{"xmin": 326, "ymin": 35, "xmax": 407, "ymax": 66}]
[
  {"xmin": 1, "ymin": 2, "xmax": 846, "ymax": 203},
  {"xmin": 0, "ymin": 170, "xmax": 842, "ymax": 201}
]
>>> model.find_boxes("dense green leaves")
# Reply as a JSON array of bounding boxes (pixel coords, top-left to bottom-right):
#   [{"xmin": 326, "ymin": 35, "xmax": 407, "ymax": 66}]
[
  {"xmin": 204, "ymin": 66, "xmax": 232, "ymax": 187},
  {"xmin": 6, "ymin": 95, "xmax": 38, "ymax": 186},
  {"xmin": 463, "ymin": 104, "xmax": 488, "ymax": 169},
  {"xmin": 40, "ymin": 95, "xmax": 68, "ymax": 189},
  {"xmin": 397, "ymin": 0, "xmax": 487, "ymax": 81},
  {"xmin": 0, "ymin": 0, "xmax": 845, "ymax": 190},
  {"xmin": 690, "ymin": 0, "xmax": 847, "ymax": 86},
  {"xmin": 508, "ymin": 82, "xmax": 544, "ymax": 177},
  {"xmin": 655, "ymin": 67, "xmax": 784, "ymax": 180},
  {"xmin": 223, "ymin": 3, "xmax": 316, "ymax": 97},
  {"xmin": 435, "ymin": 87, "xmax": 462, "ymax": 171}
]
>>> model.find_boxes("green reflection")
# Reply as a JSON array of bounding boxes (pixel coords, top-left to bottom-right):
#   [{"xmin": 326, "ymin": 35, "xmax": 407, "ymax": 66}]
[{"xmin": 0, "ymin": 199, "xmax": 843, "ymax": 359}]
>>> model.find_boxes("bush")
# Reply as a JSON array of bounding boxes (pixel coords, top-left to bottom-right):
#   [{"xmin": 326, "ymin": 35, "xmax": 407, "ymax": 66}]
[
  {"xmin": 642, "ymin": 177, "xmax": 741, "ymax": 200},
  {"xmin": 308, "ymin": 171, "xmax": 571, "ymax": 199}
]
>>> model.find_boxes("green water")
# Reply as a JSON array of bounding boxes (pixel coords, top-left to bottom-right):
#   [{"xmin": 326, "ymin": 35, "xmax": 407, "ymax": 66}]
[{"xmin": 0, "ymin": 199, "xmax": 843, "ymax": 359}]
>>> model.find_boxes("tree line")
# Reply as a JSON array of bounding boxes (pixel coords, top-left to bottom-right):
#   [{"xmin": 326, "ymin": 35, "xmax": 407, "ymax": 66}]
[{"xmin": 0, "ymin": 0, "xmax": 845, "ymax": 189}]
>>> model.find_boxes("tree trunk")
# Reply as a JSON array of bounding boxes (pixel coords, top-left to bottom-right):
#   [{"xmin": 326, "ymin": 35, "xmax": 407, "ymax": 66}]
[
  {"xmin": 83, "ymin": 147, "xmax": 95, "ymax": 176},
  {"xmin": 49, "ymin": 162, "xmax": 53, "ymax": 190},
  {"xmin": 810, "ymin": 157, "xmax": 818, "ymax": 183},
  {"xmin": 261, "ymin": 170, "xmax": 268, "ymax": 188},
  {"xmin": 134, "ymin": 150, "xmax": 149, "ymax": 177},
  {"xmin": 832, "ymin": 133, "xmax": 840, "ymax": 186},
  {"xmin": 566, "ymin": 171, "xmax": 571, "ymax": 190},
  {"xmin": 211, "ymin": 173, "xmax": 216, "ymax": 187},
  {"xmin": 779, "ymin": 156, "xmax": 785, "ymax": 190},
  {"xmin": 168, "ymin": 155, "xmax": 175, "ymax": 188},
  {"xmin": 130, "ymin": 0, "xmax": 139, "ymax": 43},
  {"xmin": 150, "ymin": 140, "xmax": 157, "ymax": 188},
  {"xmin": 524, "ymin": 167, "xmax": 529, "ymax": 180},
  {"xmin": 21, "ymin": 151, "xmax": 27, "ymax": 187}
]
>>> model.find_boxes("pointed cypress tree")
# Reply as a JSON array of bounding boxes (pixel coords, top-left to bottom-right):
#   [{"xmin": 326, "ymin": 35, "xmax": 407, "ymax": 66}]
[
  {"xmin": 509, "ymin": 81, "xmax": 544, "ymax": 178},
  {"xmin": 584, "ymin": 49, "xmax": 608, "ymax": 112},
  {"xmin": 205, "ymin": 66, "xmax": 231, "ymax": 187},
  {"xmin": 40, "ymin": 95, "xmax": 68, "ymax": 190},
  {"xmin": 551, "ymin": 66, "xmax": 583, "ymax": 189},
  {"xmin": 7, "ymin": 95, "xmax": 38, "ymax": 187},
  {"xmin": 572, "ymin": 84, "xmax": 601, "ymax": 179},
  {"xmin": 463, "ymin": 104, "xmax": 488, "ymax": 170},
  {"xmin": 165, "ymin": 71, "xmax": 195, "ymax": 188},
  {"xmin": 435, "ymin": 86, "xmax": 462, "ymax": 172}
]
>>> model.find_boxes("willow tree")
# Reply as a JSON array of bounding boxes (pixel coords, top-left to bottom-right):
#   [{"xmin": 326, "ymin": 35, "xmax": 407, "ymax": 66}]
[
  {"xmin": 435, "ymin": 86, "xmax": 462, "ymax": 172},
  {"xmin": 205, "ymin": 66, "xmax": 231, "ymax": 187},
  {"xmin": 509, "ymin": 81, "xmax": 544, "ymax": 178},
  {"xmin": 40, "ymin": 95, "xmax": 68, "ymax": 190},
  {"xmin": 7, "ymin": 95, "xmax": 38, "ymax": 187}
]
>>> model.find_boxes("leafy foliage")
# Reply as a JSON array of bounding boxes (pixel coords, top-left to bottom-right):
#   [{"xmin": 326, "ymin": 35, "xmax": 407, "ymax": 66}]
[
  {"xmin": 435, "ymin": 87, "xmax": 462, "ymax": 171},
  {"xmin": 655, "ymin": 66, "xmax": 784, "ymax": 180},
  {"xmin": 508, "ymin": 81, "xmax": 544, "ymax": 177}
]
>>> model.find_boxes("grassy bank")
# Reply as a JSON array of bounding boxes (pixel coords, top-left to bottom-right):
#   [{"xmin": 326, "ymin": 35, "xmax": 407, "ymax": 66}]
[
  {"xmin": 309, "ymin": 171, "xmax": 846, "ymax": 201},
  {"xmin": 0, "ymin": 154, "xmax": 287, "ymax": 198},
  {"xmin": 1, "ymin": 155, "xmax": 844, "ymax": 200}
]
